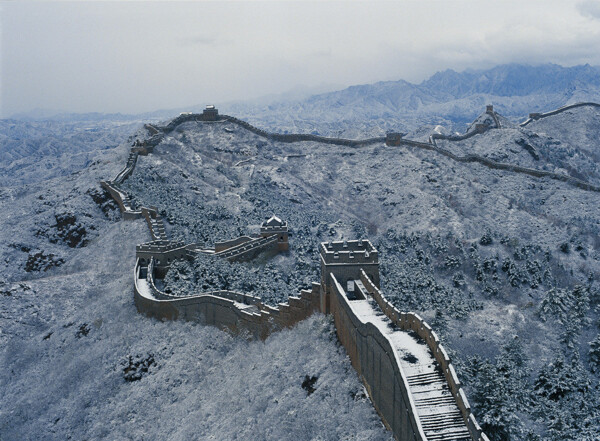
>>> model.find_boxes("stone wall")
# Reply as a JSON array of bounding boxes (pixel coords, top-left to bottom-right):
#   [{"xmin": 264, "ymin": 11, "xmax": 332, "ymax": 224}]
[
  {"xmin": 214, "ymin": 234, "xmax": 280, "ymax": 261},
  {"xmin": 134, "ymin": 258, "xmax": 321, "ymax": 339},
  {"xmin": 141, "ymin": 207, "xmax": 168, "ymax": 241},
  {"xmin": 222, "ymin": 115, "xmax": 386, "ymax": 146},
  {"xmin": 136, "ymin": 241, "xmax": 189, "ymax": 277},
  {"xmin": 520, "ymin": 102, "xmax": 600, "ymax": 127},
  {"xmin": 214, "ymin": 236, "xmax": 255, "ymax": 253},
  {"xmin": 328, "ymin": 273, "xmax": 427, "ymax": 441},
  {"xmin": 113, "ymin": 152, "xmax": 138, "ymax": 184},
  {"xmin": 359, "ymin": 271, "xmax": 489, "ymax": 441},
  {"xmin": 396, "ymin": 135, "xmax": 600, "ymax": 193},
  {"xmin": 320, "ymin": 240, "xmax": 380, "ymax": 314},
  {"xmin": 157, "ymin": 113, "xmax": 385, "ymax": 147},
  {"xmin": 100, "ymin": 181, "xmax": 141, "ymax": 220}
]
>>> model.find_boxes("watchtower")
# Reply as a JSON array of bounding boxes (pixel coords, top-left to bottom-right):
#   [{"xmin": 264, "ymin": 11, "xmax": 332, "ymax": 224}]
[
  {"xmin": 319, "ymin": 239, "xmax": 379, "ymax": 314},
  {"xmin": 202, "ymin": 105, "xmax": 219, "ymax": 121},
  {"xmin": 486, "ymin": 104, "xmax": 494, "ymax": 114},
  {"xmin": 385, "ymin": 132, "xmax": 404, "ymax": 146},
  {"xmin": 260, "ymin": 215, "xmax": 288, "ymax": 251}
]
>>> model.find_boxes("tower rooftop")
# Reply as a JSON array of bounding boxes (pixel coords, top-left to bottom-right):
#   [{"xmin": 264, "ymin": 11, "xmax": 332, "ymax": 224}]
[{"xmin": 320, "ymin": 239, "xmax": 378, "ymax": 264}]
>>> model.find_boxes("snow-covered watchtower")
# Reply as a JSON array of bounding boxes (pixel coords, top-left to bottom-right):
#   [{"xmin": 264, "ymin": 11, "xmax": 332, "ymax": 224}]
[
  {"xmin": 385, "ymin": 132, "xmax": 404, "ymax": 146},
  {"xmin": 260, "ymin": 215, "xmax": 288, "ymax": 251},
  {"xmin": 319, "ymin": 239, "xmax": 379, "ymax": 314}
]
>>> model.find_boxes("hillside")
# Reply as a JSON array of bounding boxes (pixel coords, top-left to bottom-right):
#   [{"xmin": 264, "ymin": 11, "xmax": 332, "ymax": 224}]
[
  {"xmin": 0, "ymin": 119, "xmax": 392, "ymax": 440},
  {"xmin": 1, "ymin": 98, "xmax": 600, "ymax": 440},
  {"xmin": 121, "ymin": 105, "xmax": 600, "ymax": 440}
]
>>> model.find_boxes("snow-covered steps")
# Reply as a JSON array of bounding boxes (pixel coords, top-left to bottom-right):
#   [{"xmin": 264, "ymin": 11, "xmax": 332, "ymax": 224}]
[
  {"xmin": 113, "ymin": 151, "xmax": 138, "ymax": 184},
  {"xmin": 404, "ymin": 365, "xmax": 471, "ymax": 441},
  {"xmin": 348, "ymin": 296, "xmax": 472, "ymax": 441}
]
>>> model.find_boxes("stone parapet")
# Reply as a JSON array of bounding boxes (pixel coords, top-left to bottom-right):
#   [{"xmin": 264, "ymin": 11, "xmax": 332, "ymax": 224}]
[
  {"xmin": 359, "ymin": 270, "xmax": 489, "ymax": 441},
  {"xmin": 134, "ymin": 259, "xmax": 320, "ymax": 339},
  {"xmin": 329, "ymin": 273, "xmax": 426, "ymax": 441}
]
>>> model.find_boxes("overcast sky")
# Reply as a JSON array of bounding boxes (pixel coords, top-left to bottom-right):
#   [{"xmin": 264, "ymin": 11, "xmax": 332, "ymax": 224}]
[{"xmin": 2, "ymin": 0, "xmax": 600, "ymax": 117}]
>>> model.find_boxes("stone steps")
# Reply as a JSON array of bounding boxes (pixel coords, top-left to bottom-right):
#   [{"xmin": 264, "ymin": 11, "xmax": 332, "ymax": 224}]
[{"xmin": 404, "ymin": 368, "xmax": 471, "ymax": 441}]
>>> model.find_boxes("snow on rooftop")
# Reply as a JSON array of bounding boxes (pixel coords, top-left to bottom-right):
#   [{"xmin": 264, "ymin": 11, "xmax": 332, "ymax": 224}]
[{"xmin": 264, "ymin": 215, "xmax": 283, "ymax": 226}]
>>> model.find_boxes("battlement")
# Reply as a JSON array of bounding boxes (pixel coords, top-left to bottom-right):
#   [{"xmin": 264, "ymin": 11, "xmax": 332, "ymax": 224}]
[
  {"xmin": 136, "ymin": 240, "xmax": 185, "ymax": 253},
  {"xmin": 319, "ymin": 239, "xmax": 379, "ymax": 314},
  {"xmin": 136, "ymin": 239, "xmax": 189, "ymax": 277},
  {"xmin": 320, "ymin": 239, "xmax": 378, "ymax": 264}
]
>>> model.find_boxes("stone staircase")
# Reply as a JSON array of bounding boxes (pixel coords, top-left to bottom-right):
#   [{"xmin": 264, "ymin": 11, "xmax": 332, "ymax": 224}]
[
  {"xmin": 114, "ymin": 151, "xmax": 138, "ymax": 184},
  {"xmin": 350, "ymin": 296, "xmax": 472, "ymax": 441},
  {"xmin": 147, "ymin": 216, "xmax": 168, "ymax": 241},
  {"xmin": 404, "ymin": 365, "xmax": 471, "ymax": 441}
]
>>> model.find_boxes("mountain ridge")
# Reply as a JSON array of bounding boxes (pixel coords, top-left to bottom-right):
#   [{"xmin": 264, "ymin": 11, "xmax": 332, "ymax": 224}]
[{"xmin": 10, "ymin": 64, "xmax": 600, "ymax": 127}]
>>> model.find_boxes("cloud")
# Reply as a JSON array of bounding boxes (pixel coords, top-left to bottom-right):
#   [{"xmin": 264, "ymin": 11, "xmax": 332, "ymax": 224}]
[
  {"xmin": 577, "ymin": 0, "xmax": 600, "ymax": 19},
  {"xmin": 310, "ymin": 48, "xmax": 332, "ymax": 58},
  {"xmin": 180, "ymin": 34, "xmax": 232, "ymax": 47},
  {"xmin": 3, "ymin": 0, "xmax": 600, "ymax": 117}
]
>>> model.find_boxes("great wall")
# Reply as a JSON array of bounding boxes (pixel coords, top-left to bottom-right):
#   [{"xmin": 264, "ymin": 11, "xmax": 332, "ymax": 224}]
[
  {"xmin": 101, "ymin": 102, "xmax": 600, "ymax": 441},
  {"xmin": 519, "ymin": 102, "xmax": 600, "ymax": 127}
]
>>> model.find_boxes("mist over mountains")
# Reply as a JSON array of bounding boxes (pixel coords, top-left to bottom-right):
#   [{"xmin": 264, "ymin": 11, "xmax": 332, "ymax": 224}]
[
  {"xmin": 421, "ymin": 63, "xmax": 600, "ymax": 98},
  {"xmin": 10, "ymin": 64, "xmax": 600, "ymax": 133},
  {"xmin": 223, "ymin": 64, "xmax": 600, "ymax": 135}
]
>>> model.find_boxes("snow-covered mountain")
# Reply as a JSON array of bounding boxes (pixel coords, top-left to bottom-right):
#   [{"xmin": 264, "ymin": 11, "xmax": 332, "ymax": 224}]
[
  {"xmin": 222, "ymin": 63, "xmax": 600, "ymax": 135},
  {"xmin": 0, "ymin": 118, "xmax": 392, "ymax": 441},
  {"xmin": 0, "ymin": 119, "xmax": 140, "ymax": 186},
  {"xmin": 124, "ymin": 104, "xmax": 600, "ymax": 440},
  {"xmin": 2, "ymin": 67, "xmax": 600, "ymax": 440}
]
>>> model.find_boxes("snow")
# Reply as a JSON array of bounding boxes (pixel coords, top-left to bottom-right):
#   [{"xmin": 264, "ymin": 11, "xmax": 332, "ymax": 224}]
[
  {"xmin": 135, "ymin": 274, "xmax": 154, "ymax": 300},
  {"xmin": 2, "ymin": 70, "xmax": 600, "ymax": 439},
  {"xmin": 0, "ymin": 119, "xmax": 392, "ymax": 441},
  {"xmin": 349, "ymin": 299, "xmax": 436, "ymax": 379}
]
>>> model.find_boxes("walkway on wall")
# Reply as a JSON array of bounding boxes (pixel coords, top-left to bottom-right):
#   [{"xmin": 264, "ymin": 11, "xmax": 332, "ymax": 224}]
[
  {"xmin": 113, "ymin": 151, "xmax": 138, "ymax": 184},
  {"xmin": 213, "ymin": 234, "xmax": 279, "ymax": 261},
  {"xmin": 520, "ymin": 102, "xmax": 600, "ymax": 127},
  {"xmin": 349, "ymin": 292, "xmax": 471, "ymax": 441}
]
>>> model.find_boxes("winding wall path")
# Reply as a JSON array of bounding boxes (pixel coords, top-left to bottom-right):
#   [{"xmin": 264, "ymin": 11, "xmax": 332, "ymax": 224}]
[
  {"xmin": 157, "ymin": 105, "xmax": 600, "ymax": 193},
  {"xmin": 101, "ymin": 101, "xmax": 599, "ymax": 441},
  {"xmin": 134, "ymin": 257, "xmax": 321, "ymax": 339},
  {"xmin": 405, "ymin": 137, "xmax": 600, "ymax": 192},
  {"xmin": 520, "ymin": 102, "xmax": 600, "ymax": 127}
]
